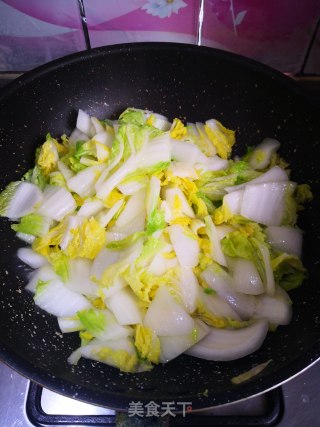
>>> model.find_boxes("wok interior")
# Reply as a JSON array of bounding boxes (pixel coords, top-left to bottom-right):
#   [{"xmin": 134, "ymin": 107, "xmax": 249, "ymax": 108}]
[{"xmin": 0, "ymin": 44, "xmax": 319, "ymax": 409}]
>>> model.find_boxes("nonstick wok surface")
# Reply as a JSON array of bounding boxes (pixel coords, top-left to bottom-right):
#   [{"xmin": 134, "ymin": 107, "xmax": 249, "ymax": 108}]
[{"xmin": 0, "ymin": 43, "xmax": 319, "ymax": 410}]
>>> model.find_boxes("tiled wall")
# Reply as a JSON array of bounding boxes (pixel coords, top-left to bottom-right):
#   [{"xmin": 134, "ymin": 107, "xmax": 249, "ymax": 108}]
[{"xmin": 0, "ymin": 0, "xmax": 319, "ymax": 74}]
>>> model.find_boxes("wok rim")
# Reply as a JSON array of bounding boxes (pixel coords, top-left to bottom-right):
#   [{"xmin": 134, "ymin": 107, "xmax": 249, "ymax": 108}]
[{"xmin": 0, "ymin": 42, "xmax": 319, "ymax": 411}]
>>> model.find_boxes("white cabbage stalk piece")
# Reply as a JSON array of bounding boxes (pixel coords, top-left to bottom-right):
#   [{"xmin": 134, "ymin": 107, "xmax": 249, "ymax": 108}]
[
  {"xmin": 225, "ymin": 165, "xmax": 289, "ymax": 193},
  {"xmin": 70, "ymin": 337, "xmax": 132, "ymax": 367},
  {"xmin": 249, "ymin": 138, "xmax": 280, "ymax": 170},
  {"xmin": 266, "ymin": 225, "xmax": 302, "ymax": 257},
  {"xmin": 58, "ymin": 317, "xmax": 83, "ymax": 333},
  {"xmin": 76, "ymin": 109, "xmax": 95, "ymax": 137},
  {"xmin": 198, "ymin": 289, "xmax": 242, "ymax": 320},
  {"xmin": 144, "ymin": 286, "xmax": 195, "ymax": 336},
  {"xmin": 147, "ymin": 243, "xmax": 178, "ymax": 276},
  {"xmin": 113, "ymin": 189, "xmax": 146, "ymax": 229},
  {"xmin": 37, "ymin": 185, "xmax": 76, "ymax": 221},
  {"xmin": 177, "ymin": 267, "xmax": 199, "ymax": 314},
  {"xmin": 67, "ymin": 164, "xmax": 105, "ymax": 198},
  {"xmin": 1, "ymin": 182, "xmax": 43, "ymax": 219},
  {"xmin": 17, "ymin": 247, "xmax": 47, "ymax": 269},
  {"xmin": 170, "ymin": 139, "xmax": 208, "ymax": 165},
  {"xmin": 96, "ymin": 199, "xmax": 124, "ymax": 228},
  {"xmin": 77, "ymin": 199, "xmax": 104, "ymax": 217},
  {"xmin": 105, "ymin": 287, "xmax": 143, "ymax": 325},
  {"xmin": 165, "ymin": 187, "xmax": 195, "ymax": 218},
  {"xmin": 66, "ymin": 258, "xmax": 98, "ymax": 297},
  {"xmin": 201, "ymin": 267, "xmax": 256, "ymax": 319},
  {"xmin": 204, "ymin": 215, "xmax": 227, "ymax": 266},
  {"xmin": 231, "ymin": 258, "xmax": 264, "ymax": 295},
  {"xmin": 168, "ymin": 225, "xmax": 199, "ymax": 268},
  {"xmin": 240, "ymin": 182, "xmax": 296, "ymax": 226},
  {"xmin": 26, "ymin": 266, "xmax": 91, "ymax": 317},
  {"xmin": 186, "ymin": 320, "xmax": 268, "ymax": 361},
  {"xmin": 159, "ymin": 319, "xmax": 210, "ymax": 363},
  {"xmin": 254, "ymin": 287, "xmax": 292, "ymax": 325}
]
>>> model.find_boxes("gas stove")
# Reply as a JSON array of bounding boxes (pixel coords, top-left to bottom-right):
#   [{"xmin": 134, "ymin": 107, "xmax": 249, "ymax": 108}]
[{"xmin": 1, "ymin": 359, "xmax": 320, "ymax": 427}]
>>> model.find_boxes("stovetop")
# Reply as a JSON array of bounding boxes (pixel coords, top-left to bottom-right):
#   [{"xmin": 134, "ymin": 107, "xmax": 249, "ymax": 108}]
[{"xmin": 1, "ymin": 358, "xmax": 320, "ymax": 427}]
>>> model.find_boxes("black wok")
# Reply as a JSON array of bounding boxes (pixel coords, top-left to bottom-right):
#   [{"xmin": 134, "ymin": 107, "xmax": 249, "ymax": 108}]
[{"xmin": 0, "ymin": 43, "xmax": 319, "ymax": 411}]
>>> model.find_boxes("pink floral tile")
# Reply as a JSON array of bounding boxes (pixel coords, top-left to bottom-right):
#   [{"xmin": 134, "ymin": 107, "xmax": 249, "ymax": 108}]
[
  {"xmin": 84, "ymin": 0, "xmax": 200, "ymax": 47},
  {"xmin": 0, "ymin": 0, "xmax": 86, "ymax": 71}
]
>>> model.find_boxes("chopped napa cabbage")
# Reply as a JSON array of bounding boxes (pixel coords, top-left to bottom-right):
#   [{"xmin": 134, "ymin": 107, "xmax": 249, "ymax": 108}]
[
  {"xmin": 201, "ymin": 264, "xmax": 256, "ymax": 319},
  {"xmin": 196, "ymin": 171, "xmax": 238, "ymax": 202},
  {"xmin": 106, "ymin": 287, "xmax": 143, "ymax": 325},
  {"xmin": 48, "ymin": 249, "xmax": 69, "ymax": 282},
  {"xmin": 135, "ymin": 324, "xmax": 160, "ymax": 364},
  {"xmin": 24, "ymin": 167, "xmax": 48, "ymax": 192},
  {"xmin": 103, "ymin": 188, "xmax": 125, "ymax": 209},
  {"xmin": 186, "ymin": 320, "xmax": 268, "ymax": 361},
  {"xmin": 123, "ymin": 264, "xmax": 178, "ymax": 304},
  {"xmin": 77, "ymin": 307, "xmax": 133, "ymax": 341},
  {"xmin": 204, "ymin": 215, "xmax": 227, "ymax": 266},
  {"xmin": 97, "ymin": 240, "xmax": 143, "ymax": 289},
  {"xmin": 204, "ymin": 119, "xmax": 235, "ymax": 159},
  {"xmin": 33, "ymin": 276, "xmax": 91, "ymax": 317},
  {"xmin": 213, "ymin": 190, "xmax": 243, "ymax": 224},
  {"xmin": 37, "ymin": 138, "xmax": 59, "ymax": 176},
  {"xmin": 61, "ymin": 217, "xmax": 106, "ymax": 259},
  {"xmin": 119, "ymin": 108, "xmax": 146, "ymax": 126},
  {"xmin": 0, "ymin": 181, "xmax": 43, "ymax": 219},
  {"xmin": 144, "ymin": 286, "xmax": 195, "ymax": 336},
  {"xmin": 76, "ymin": 109, "xmax": 94, "ymax": 136},
  {"xmin": 159, "ymin": 319, "xmax": 209, "ymax": 363},
  {"xmin": 231, "ymin": 360, "xmax": 272, "ymax": 385},
  {"xmin": 254, "ymin": 292, "xmax": 292, "ymax": 325},
  {"xmin": 222, "ymin": 232, "xmax": 267, "ymax": 287},
  {"xmin": 32, "ymin": 221, "xmax": 66, "ymax": 258},
  {"xmin": 146, "ymin": 176, "xmax": 166, "ymax": 234},
  {"xmin": 168, "ymin": 224, "xmax": 200, "ymax": 268},
  {"xmin": 121, "ymin": 161, "xmax": 170, "ymax": 187},
  {"xmin": 177, "ymin": 267, "xmax": 199, "ymax": 313},
  {"xmin": 194, "ymin": 291, "xmax": 248, "ymax": 329},
  {"xmin": 241, "ymin": 182, "xmax": 295, "ymax": 226},
  {"xmin": 295, "ymin": 183, "xmax": 313, "ymax": 208},
  {"xmin": 72, "ymin": 337, "xmax": 148, "ymax": 373},
  {"xmin": 58, "ymin": 316, "xmax": 83, "ymax": 333},
  {"xmin": 136, "ymin": 236, "xmax": 166, "ymax": 268},
  {"xmin": 77, "ymin": 199, "xmax": 104, "ymax": 217},
  {"xmin": 0, "ymin": 107, "xmax": 310, "ymax": 374},
  {"xmin": 266, "ymin": 225, "xmax": 302, "ymax": 257},
  {"xmin": 67, "ymin": 164, "xmax": 105, "ymax": 198},
  {"xmin": 67, "ymin": 257, "xmax": 98, "ymax": 296},
  {"xmin": 170, "ymin": 118, "xmax": 187, "ymax": 140},
  {"xmin": 249, "ymin": 138, "xmax": 280, "ymax": 170},
  {"xmin": 231, "ymin": 258, "xmax": 264, "ymax": 295},
  {"xmin": 186, "ymin": 122, "xmax": 216, "ymax": 156},
  {"xmin": 57, "ymin": 160, "xmax": 74, "ymax": 181},
  {"xmin": 17, "ymin": 247, "xmax": 47, "ymax": 269},
  {"xmin": 49, "ymin": 171, "xmax": 67, "ymax": 187},
  {"xmin": 225, "ymin": 165, "xmax": 288, "ymax": 194},
  {"xmin": 37, "ymin": 185, "xmax": 76, "ymax": 221},
  {"xmin": 77, "ymin": 308, "xmax": 105, "ymax": 335},
  {"xmin": 167, "ymin": 162, "xmax": 198, "ymax": 180},
  {"xmin": 74, "ymin": 139, "xmax": 96, "ymax": 161},
  {"xmin": 106, "ymin": 231, "xmax": 145, "ymax": 250},
  {"xmin": 12, "ymin": 213, "xmax": 51, "ymax": 237},
  {"xmin": 271, "ymin": 253, "xmax": 306, "ymax": 291}
]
